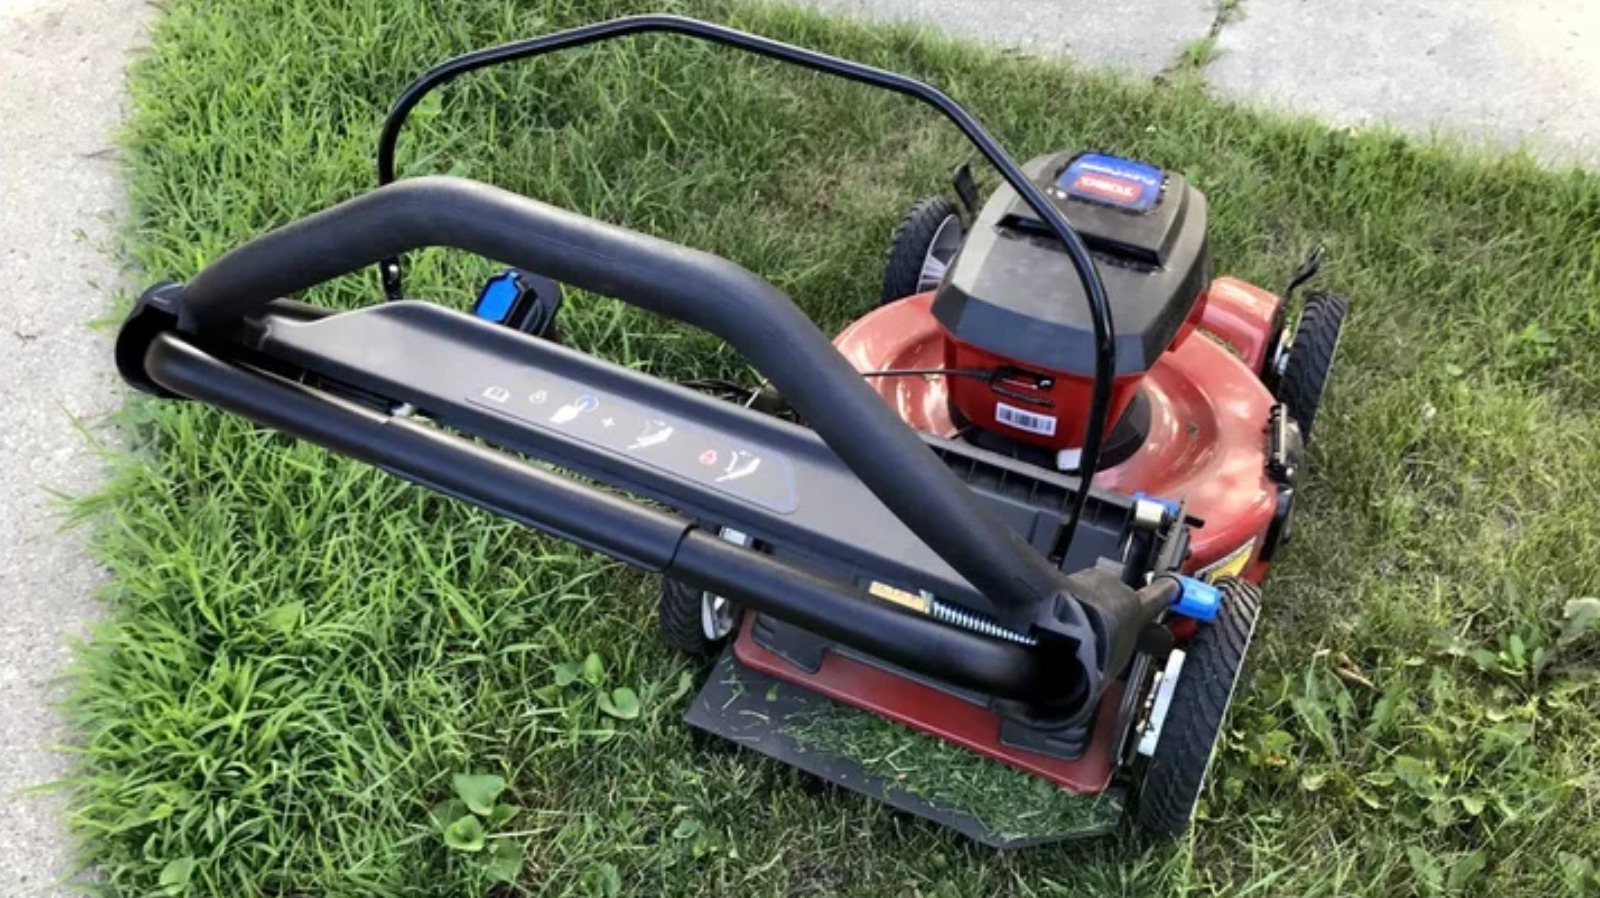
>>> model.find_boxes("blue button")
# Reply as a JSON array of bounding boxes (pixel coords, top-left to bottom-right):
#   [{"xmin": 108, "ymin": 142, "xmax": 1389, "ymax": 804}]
[{"xmin": 474, "ymin": 273, "xmax": 520, "ymax": 323}]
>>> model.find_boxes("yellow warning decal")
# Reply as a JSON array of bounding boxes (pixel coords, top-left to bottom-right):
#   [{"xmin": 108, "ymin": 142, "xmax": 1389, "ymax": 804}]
[
  {"xmin": 1197, "ymin": 538, "xmax": 1255, "ymax": 583},
  {"xmin": 868, "ymin": 581, "xmax": 931, "ymax": 613}
]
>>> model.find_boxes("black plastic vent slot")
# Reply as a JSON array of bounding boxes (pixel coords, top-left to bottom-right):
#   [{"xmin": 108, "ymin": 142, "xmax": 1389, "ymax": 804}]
[{"xmin": 997, "ymin": 213, "xmax": 1162, "ymax": 271}]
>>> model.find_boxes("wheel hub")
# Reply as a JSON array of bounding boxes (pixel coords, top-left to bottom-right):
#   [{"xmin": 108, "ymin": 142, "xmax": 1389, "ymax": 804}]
[{"xmin": 916, "ymin": 214, "xmax": 964, "ymax": 293}]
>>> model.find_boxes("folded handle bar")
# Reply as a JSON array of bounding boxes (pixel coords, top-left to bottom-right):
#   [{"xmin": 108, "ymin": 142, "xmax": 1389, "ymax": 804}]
[
  {"xmin": 141, "ymin": 332, "xmax": 1050, "ymax": 699},
  {"xmin": 372, "ymin": 14, "xmax": 1118, "ymax": 561},
  {"xmin": 171, "ymin": 176, "xmax": 1086, "ymax": 647}
]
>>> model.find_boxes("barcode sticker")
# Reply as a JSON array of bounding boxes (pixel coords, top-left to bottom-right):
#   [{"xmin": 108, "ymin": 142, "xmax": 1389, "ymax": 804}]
[{"xmin": 994, "ymin": 401, "xmax": 1057, "ymax": 436}]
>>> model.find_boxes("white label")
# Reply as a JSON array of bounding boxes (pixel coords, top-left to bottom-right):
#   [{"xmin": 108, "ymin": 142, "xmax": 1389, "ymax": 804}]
[{"xmin": 995, "ymin": 401, "xmax": 1057, "ymax": 436}]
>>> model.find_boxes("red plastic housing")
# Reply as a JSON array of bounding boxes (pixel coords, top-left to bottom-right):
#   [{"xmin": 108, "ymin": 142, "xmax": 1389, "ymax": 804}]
[
  {"xmin": 941, "ymin": 275, "xmax": 1210, "ymax": 452},
  {"xmin": 941, "ymin": 337, "xmax": 1144, "ymax": 451},
  {"xmin": 833, "ymin": 277, "xmax": 1280, "ymax": 578}
]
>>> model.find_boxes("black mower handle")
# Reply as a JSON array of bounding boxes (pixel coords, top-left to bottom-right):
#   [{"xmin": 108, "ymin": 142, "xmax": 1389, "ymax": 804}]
[
  {"xmin": 373, "ymin": 14, "xmax": 1119, "ymax": 563},
  {"xmin": 139, "ymin": 331, "xmax": 1054, "ymax": 700},
  {"xmin": 169, "ymin": 175, "xmax": 1091, "ymax": 649}
]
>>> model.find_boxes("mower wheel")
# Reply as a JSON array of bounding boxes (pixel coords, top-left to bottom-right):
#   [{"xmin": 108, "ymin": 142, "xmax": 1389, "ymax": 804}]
[
  {"xmin": 881, "ymin": 195, "xmax": 963, "ymax": 304},
  {"xmin": 658, "ymin": 576, "xmax": 739, "ymax": 657},
  {"xmin": 1133, "ymin": 577, "xmax": 1260, "ymax": 837},
  {"xmin": 1277, "ymin": 291, "xmax": 1348, "ymax": 440}
]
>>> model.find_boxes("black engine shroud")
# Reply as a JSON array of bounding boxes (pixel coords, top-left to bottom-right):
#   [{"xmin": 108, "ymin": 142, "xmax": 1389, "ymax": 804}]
[{"xmin": 933, "ymin": 151, "xmax": 1211, "ymax": 377}]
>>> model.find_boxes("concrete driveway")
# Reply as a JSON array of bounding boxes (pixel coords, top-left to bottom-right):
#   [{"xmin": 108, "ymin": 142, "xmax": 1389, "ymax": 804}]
[
  {"xmin": 0, "ymin": 0, "xmax": 1593, "ymax": 896},
  {"xmin": 799, "ymin": 0, "xmax": 1600, "ymax": 166},
  {"xmin": 0, "ymin": 0, "xmax": 149, "ymax": 894}
]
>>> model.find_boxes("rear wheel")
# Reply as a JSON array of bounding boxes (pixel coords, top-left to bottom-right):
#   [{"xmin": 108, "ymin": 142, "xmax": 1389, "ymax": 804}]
[
  {"xmin": 1277, "ymin": 291, "xmax": 1349, "ymax": 440},
  {"xmin": 1133, "ymin": 577, "xmax": 1260, "ymax": 836},
  {"xmin": 880, "ymin": 195, "xmax": 963, "ymax": 304},
  {"xmin": 658, "ymin": 577, "xmax": 739, "ymax": 657}
]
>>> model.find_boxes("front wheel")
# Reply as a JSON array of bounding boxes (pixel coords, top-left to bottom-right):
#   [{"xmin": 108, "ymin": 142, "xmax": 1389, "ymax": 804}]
[
  {"xmin": 1132, "ymin": 577, "xmax": 1260, "ymax": 836},
  {"xmin": 880, "ymin": 195, "xmax": 963, "ymax": 304}
]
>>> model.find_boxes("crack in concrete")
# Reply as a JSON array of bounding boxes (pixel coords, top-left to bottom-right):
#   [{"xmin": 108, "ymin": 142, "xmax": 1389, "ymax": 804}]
[{"xmin": 1156, "ymin": 0, "xmax": 1246, "ymax": 83}]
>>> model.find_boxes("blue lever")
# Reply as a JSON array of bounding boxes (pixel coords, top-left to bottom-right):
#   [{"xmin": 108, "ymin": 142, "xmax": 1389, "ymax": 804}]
[{"xmin": 1171, "ymin": 575, "xmax": 1222, "ymax": 622}]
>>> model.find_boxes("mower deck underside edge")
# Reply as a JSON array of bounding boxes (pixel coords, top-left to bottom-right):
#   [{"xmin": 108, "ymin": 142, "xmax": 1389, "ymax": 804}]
[{"xmin": 686, "ymin": 651, "xmax": 1125, "ymax": 848}]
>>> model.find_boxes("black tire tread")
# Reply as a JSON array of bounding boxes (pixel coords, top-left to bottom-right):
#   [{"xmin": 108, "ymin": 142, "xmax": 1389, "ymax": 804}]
[
  {"xmin": 880, "ymin": 195, "xmax": 960, "ymax": 305},
  {"xmin": 1134, "ymin": 577, "xmax": 1261, "ymax": 836},
  {"xmin": 1277, "ymin": 291, "xmax": 1348, "ymax": 440},
  {"xmin": 658, "ymin": 577, "xmax": 716, "ymax": 656}
]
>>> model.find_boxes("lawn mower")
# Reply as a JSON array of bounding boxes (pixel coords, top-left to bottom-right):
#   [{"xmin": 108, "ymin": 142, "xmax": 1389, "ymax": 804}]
[{"xmin": 113, "ymin": 15, "xmax": 1347, "ymax": 846}]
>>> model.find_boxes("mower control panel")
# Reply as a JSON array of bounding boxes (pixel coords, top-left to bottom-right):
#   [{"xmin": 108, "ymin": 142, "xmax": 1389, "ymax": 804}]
[{"xmin": 467, "ymin": 372, "xmax": 799, "ymax": 513}]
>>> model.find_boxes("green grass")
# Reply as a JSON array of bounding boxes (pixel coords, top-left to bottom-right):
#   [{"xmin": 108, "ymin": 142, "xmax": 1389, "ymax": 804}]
[
  {"xmin": 70, "ymin": 0, "xmax": 1600, "ymax": 895},
  {"xmin": 786, "ymin": 706, "xmax": 1124, "ymax": 843}
]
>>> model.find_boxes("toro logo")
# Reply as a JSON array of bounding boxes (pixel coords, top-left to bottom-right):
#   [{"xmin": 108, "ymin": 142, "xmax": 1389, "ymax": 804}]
[
  {"xmin": 1057, "ymin": 153, "xmax": 1165, "ymax": 212},
  {"xmin": 1072, "ymin": 172, "xmax": 1143, "ymax": 204}
]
